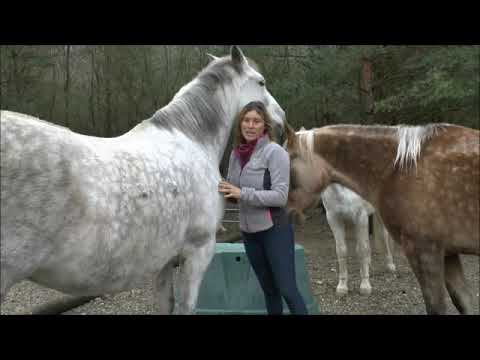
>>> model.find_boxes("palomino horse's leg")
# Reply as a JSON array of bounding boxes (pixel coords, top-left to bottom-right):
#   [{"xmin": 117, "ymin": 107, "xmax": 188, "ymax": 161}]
[
  {"xmin": 326, "ymin": 213, "xmax": 349, "ymax": 296},
  {"xmin": 175, "ymin": 236, "xmax": 216, "ymax": 314},
  {"xmin": 153, "ymin": 259, "xmax": 178, "ymax": 315},
  {"xmin": 444, "ymin": 254, "xmax": 474, "ymax": 315},
  {"xmin": 401, "ymin": 236, "xmax": 447, "ymax": 315},
  {"xmin": 355, "ymin": 214, "xmax": 372, "ymax": 296},
  {"xmin": 373, "ymin": 212, "xmax": 396, "ymax": 273},
  {"xmin": 383, "ymin": 229, "xmax": 396, "ymax": 273}
]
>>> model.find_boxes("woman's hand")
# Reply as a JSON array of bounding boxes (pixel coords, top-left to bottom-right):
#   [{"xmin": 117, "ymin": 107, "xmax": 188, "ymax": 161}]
[{"xmin": 218, "ymin": 180, "xmax": 241, "ymax": 200}]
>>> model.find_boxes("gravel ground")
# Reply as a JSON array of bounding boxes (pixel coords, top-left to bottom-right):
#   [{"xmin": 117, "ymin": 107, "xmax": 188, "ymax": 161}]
[
  {"xmin": 1, "ymin": 209, "xmax": 478, "ymax": 315},
  {"xmin": 297, "ymin": 209, "xmax": 479, "ymax": 315}
]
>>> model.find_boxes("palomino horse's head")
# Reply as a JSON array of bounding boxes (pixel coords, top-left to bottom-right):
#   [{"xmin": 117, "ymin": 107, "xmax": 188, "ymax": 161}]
[
  {"xmin": 207, "ymin": 46, "xmax": 286, "ymax": 137},
  {"xmin": 284, "ymin": 124, "xmax": 331, "ymax": 225}
]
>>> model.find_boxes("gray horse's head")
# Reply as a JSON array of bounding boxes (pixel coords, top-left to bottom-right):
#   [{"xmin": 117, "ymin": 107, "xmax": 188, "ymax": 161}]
[
  {"xmin": 234, "ymin": 46, "xmax": 285, "ymax": 135},
  {"xmin": 204, "ymin": 46, "xmax": 286, "ymax": 137},
  {"xmin": 160, "ymin": 46, "xmax": 286, "ymax": 145}
]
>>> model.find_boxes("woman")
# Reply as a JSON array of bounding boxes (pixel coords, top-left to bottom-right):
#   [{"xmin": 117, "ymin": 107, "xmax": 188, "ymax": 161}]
[{"xmin": 218, "ymin": 101, "xmax": 308, "ymax": 315}]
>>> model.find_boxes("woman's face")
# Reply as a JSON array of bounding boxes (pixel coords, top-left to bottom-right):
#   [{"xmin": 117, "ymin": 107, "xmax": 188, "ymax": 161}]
[{"xmin": 241, "ymin": 110, "xmax": 266, "ymax": 142}]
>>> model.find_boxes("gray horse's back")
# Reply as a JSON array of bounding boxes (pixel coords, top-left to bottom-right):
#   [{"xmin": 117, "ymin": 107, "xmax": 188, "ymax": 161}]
[
  {"xmin": 1, "ymin": 111, "xmax": 87, "ymax": 235},
  {"xmin": 0, "ymin": 111, "xmax": 217, "ymax": 296},
  {"xmin": 1, "ymin": 112, "xmax": 83, "ymax": 297},
  {"xmin": 322, "ymin": 184, "xmax": 374, "ymax": 218},
  {"xmin": 1, "ymin": 112, "xmax": 149, "ymax": 294}
]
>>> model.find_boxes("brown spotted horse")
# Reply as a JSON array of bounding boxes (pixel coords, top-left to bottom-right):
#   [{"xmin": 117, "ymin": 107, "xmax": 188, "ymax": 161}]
[{"xmin": 285, "ymin": 123, "xmax": 479, "ymax": 314}]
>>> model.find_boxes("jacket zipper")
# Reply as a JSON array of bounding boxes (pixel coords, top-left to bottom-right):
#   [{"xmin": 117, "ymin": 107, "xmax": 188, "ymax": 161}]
[{"xmin": 239, "ymin": 163, "xmax": 249, "ymax": 232}]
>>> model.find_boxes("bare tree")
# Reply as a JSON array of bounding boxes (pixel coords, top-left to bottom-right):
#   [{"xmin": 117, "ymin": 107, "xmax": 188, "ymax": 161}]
[
  {"xmin": 104, "ymin": 46, "xmax": 113, "ymax": 136},
  {"xmin": 48, "ymin": 46, "xmax": 59, "ymax": 120},
  {"xmin": 360, "ymin": 56, "xmax": 374, "ymax": 122},
  {"xmin": 64, "ymin": 45, "xmax": 71, "ymax": 127},
  {"xmin": 0, "ymin": 46, "xmax": 4, "ymax": 109},
  {"xmin": 88, "ymin": 46, "xmax": 96, "ymax": 132},
  {"xmin": 163, "ymin": 45, "xmax": 171, "ymax": 104}
]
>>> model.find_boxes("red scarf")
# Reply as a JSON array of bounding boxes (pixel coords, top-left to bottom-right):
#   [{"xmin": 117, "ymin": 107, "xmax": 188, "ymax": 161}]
[{"xmin": 234, "ymin": 137, "xmax": 260, "ymax": 169}]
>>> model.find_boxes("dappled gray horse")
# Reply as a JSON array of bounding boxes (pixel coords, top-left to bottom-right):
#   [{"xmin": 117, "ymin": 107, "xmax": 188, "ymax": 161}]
[
  {"xmin": 321, "ymin": 184, "xmax": 396, "ymax": 296},
  {"xmin": 294, "ymin": 127, "xmax": 396, "ymax": 296},
  {"xmin": 0, "ymin": 46, "xmax": 285, "ymax": 314}
]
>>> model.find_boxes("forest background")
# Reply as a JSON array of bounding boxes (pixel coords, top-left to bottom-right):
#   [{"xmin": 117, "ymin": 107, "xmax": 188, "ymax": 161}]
[{"xmin": 1, "ymin": 45, "xmax": 478, "ymax": 173}]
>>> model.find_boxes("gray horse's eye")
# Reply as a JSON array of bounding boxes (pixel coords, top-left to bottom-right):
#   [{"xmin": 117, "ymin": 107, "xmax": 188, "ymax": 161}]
[{"xmin": 258, "ymin": 80, "xmax": 265, "ymax": 87}]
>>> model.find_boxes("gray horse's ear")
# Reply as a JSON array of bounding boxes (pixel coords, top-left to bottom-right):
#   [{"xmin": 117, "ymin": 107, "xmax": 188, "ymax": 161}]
[
  {"xmin": 300, "ymin": 126, "xmax": 306, "ymax": 131},
  {"xmin": 231, "ymin": 45, "xmax": 246, "ymax": 67},
  {"xmin": 206, "ymin": 53, "xmax": 219, "ymax": 62}
]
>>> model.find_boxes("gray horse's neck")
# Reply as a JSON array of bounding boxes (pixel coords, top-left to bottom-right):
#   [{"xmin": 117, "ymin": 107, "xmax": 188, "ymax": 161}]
[{"xmin": 149, "ymin": 81, "xmax": 237, "ymax": 164}]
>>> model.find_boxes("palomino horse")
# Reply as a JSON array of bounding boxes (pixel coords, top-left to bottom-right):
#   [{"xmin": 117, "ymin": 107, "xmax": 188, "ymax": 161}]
[
  {"xmin": 0, "ymin": 46, "xmax": 286, "ymax": 314},
  {"xmin": 294, "ymin": 127, "xmax": 396, "ymax": 296},
  {"xmin": 321, "ymin": 183, "xmax": 396, "ymax": 296},
  {"xmin": 286, "ymin": 123, "xmax": 479, "ymax": 314}
]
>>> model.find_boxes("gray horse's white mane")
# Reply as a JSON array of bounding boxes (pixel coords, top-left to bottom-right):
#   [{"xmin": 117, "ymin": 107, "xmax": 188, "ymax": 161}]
[{"xmin": 151, "ymin": 57, "xmax": 242, "ymax": 145}]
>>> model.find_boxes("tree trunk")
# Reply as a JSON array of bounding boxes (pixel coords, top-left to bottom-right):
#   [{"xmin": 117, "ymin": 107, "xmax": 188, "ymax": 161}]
[
  {"xmin": 49, "ymin": 54, "xmax": 57, "ymax": 120},
  {"xmin": 89, "ymin": 46, "xmax": 96, "ymax": 132},
  {"xmin": 164, "ymin": 45, "xmax": 170, "ymax": 103},
  {"xmin": 143, "ymin": 46, "xmax": 159, "ymax": 110},
  {"xmin": 284, "ymin": 45, "xmax": 290, "ymax": 72},
  {"xmin": 11, "ymin": 47, "xmax": 22, "ymax": 109},
  {"xmin": 93, "ymin": 47, "xmax": 102, "ymax": 136},
  {"xmin": 172, "ymin": 46, "xmax": 186, "ymax": 92},
  {"xmin": 141, "ymin": 46, "xmax": 149, "ymax": 111},
  {"xmin": 64, "ymin": 45, "xmax": 71, "ymax": 128},
  {"xmin": 323, "ymin": 96, "xmax": 330, "ymax": 124},
  {"xmin": 360, "ymin": 56, "xmax": 374, "ymax": 122},
  {"xmin": 104, "ymin": 46, "xmax": 113, "ymax": 136},
  {"xmin": 0, "ymin": 46, "xmax": 4, "ymax": 109}
]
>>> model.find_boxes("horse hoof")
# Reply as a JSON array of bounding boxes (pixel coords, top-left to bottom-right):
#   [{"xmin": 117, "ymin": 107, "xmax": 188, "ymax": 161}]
[
  {"xmin": 336, "ymin": 286, "xmax": 348, "ymax": 296},
  {"xmin": 359, "ymin": 285, "xmax": 372, "ymax": 296},
  {"xmin": 387, "ymin": 264, "xmax": 397, "ymax": 273}
]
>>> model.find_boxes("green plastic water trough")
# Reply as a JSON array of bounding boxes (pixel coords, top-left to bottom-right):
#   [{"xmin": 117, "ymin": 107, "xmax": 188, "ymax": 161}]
[{"xmin": 195, "ymin": 243, "xmax": 320, "ymax": 315}]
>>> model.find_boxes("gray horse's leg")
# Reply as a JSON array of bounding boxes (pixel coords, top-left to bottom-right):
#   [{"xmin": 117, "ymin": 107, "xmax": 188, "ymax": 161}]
[
  {"xmin": 444, "ymin": 254, "xmax": 474, "ymax": 315},
  {"xmin": 327, "ymin": 213, "xmax": 349, "ymax": 296},
  {"xmin": 175, "ymin": 236, "xmax": 216, "ymax": 315},
  {"xmin": 355, "ymin": 214, "xmax": 372, "ymax": 296},
  {"xmin": 401, "ymin": 236, "xmax": 447, "ymax": 315},
  {"xmin": 153, "ymin": 259, "xmax": 177, "ymax": 315}
]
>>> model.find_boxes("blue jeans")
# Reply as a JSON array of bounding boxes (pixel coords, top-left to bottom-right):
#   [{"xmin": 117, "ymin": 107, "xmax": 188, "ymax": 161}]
[{"xmin": 242, "ymin": 223, "xmax": 308, "ymax": 315}]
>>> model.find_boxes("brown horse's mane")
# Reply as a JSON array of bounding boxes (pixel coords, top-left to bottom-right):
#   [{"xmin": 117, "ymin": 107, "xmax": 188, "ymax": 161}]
[{"xmin": 294, "ymin": 123, "xmax": 453, "ymax": 171}]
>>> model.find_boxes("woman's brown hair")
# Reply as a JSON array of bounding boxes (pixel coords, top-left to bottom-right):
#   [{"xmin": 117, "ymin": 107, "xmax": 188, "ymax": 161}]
[{"xmin": 232, "ymin": 101, "xmax": 277, "ymax": 147}]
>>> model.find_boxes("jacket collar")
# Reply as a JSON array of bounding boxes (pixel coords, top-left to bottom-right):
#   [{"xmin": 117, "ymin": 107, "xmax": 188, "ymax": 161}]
[{"xmin": 253, "ymin": 134, "xmax": 270, "ymax": 153}]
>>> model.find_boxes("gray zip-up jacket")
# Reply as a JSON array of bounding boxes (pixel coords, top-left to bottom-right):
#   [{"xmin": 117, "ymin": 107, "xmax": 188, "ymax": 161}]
[{"xmin": 226, "ymin": 135, "xmax": 290, "ymax": 233}]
